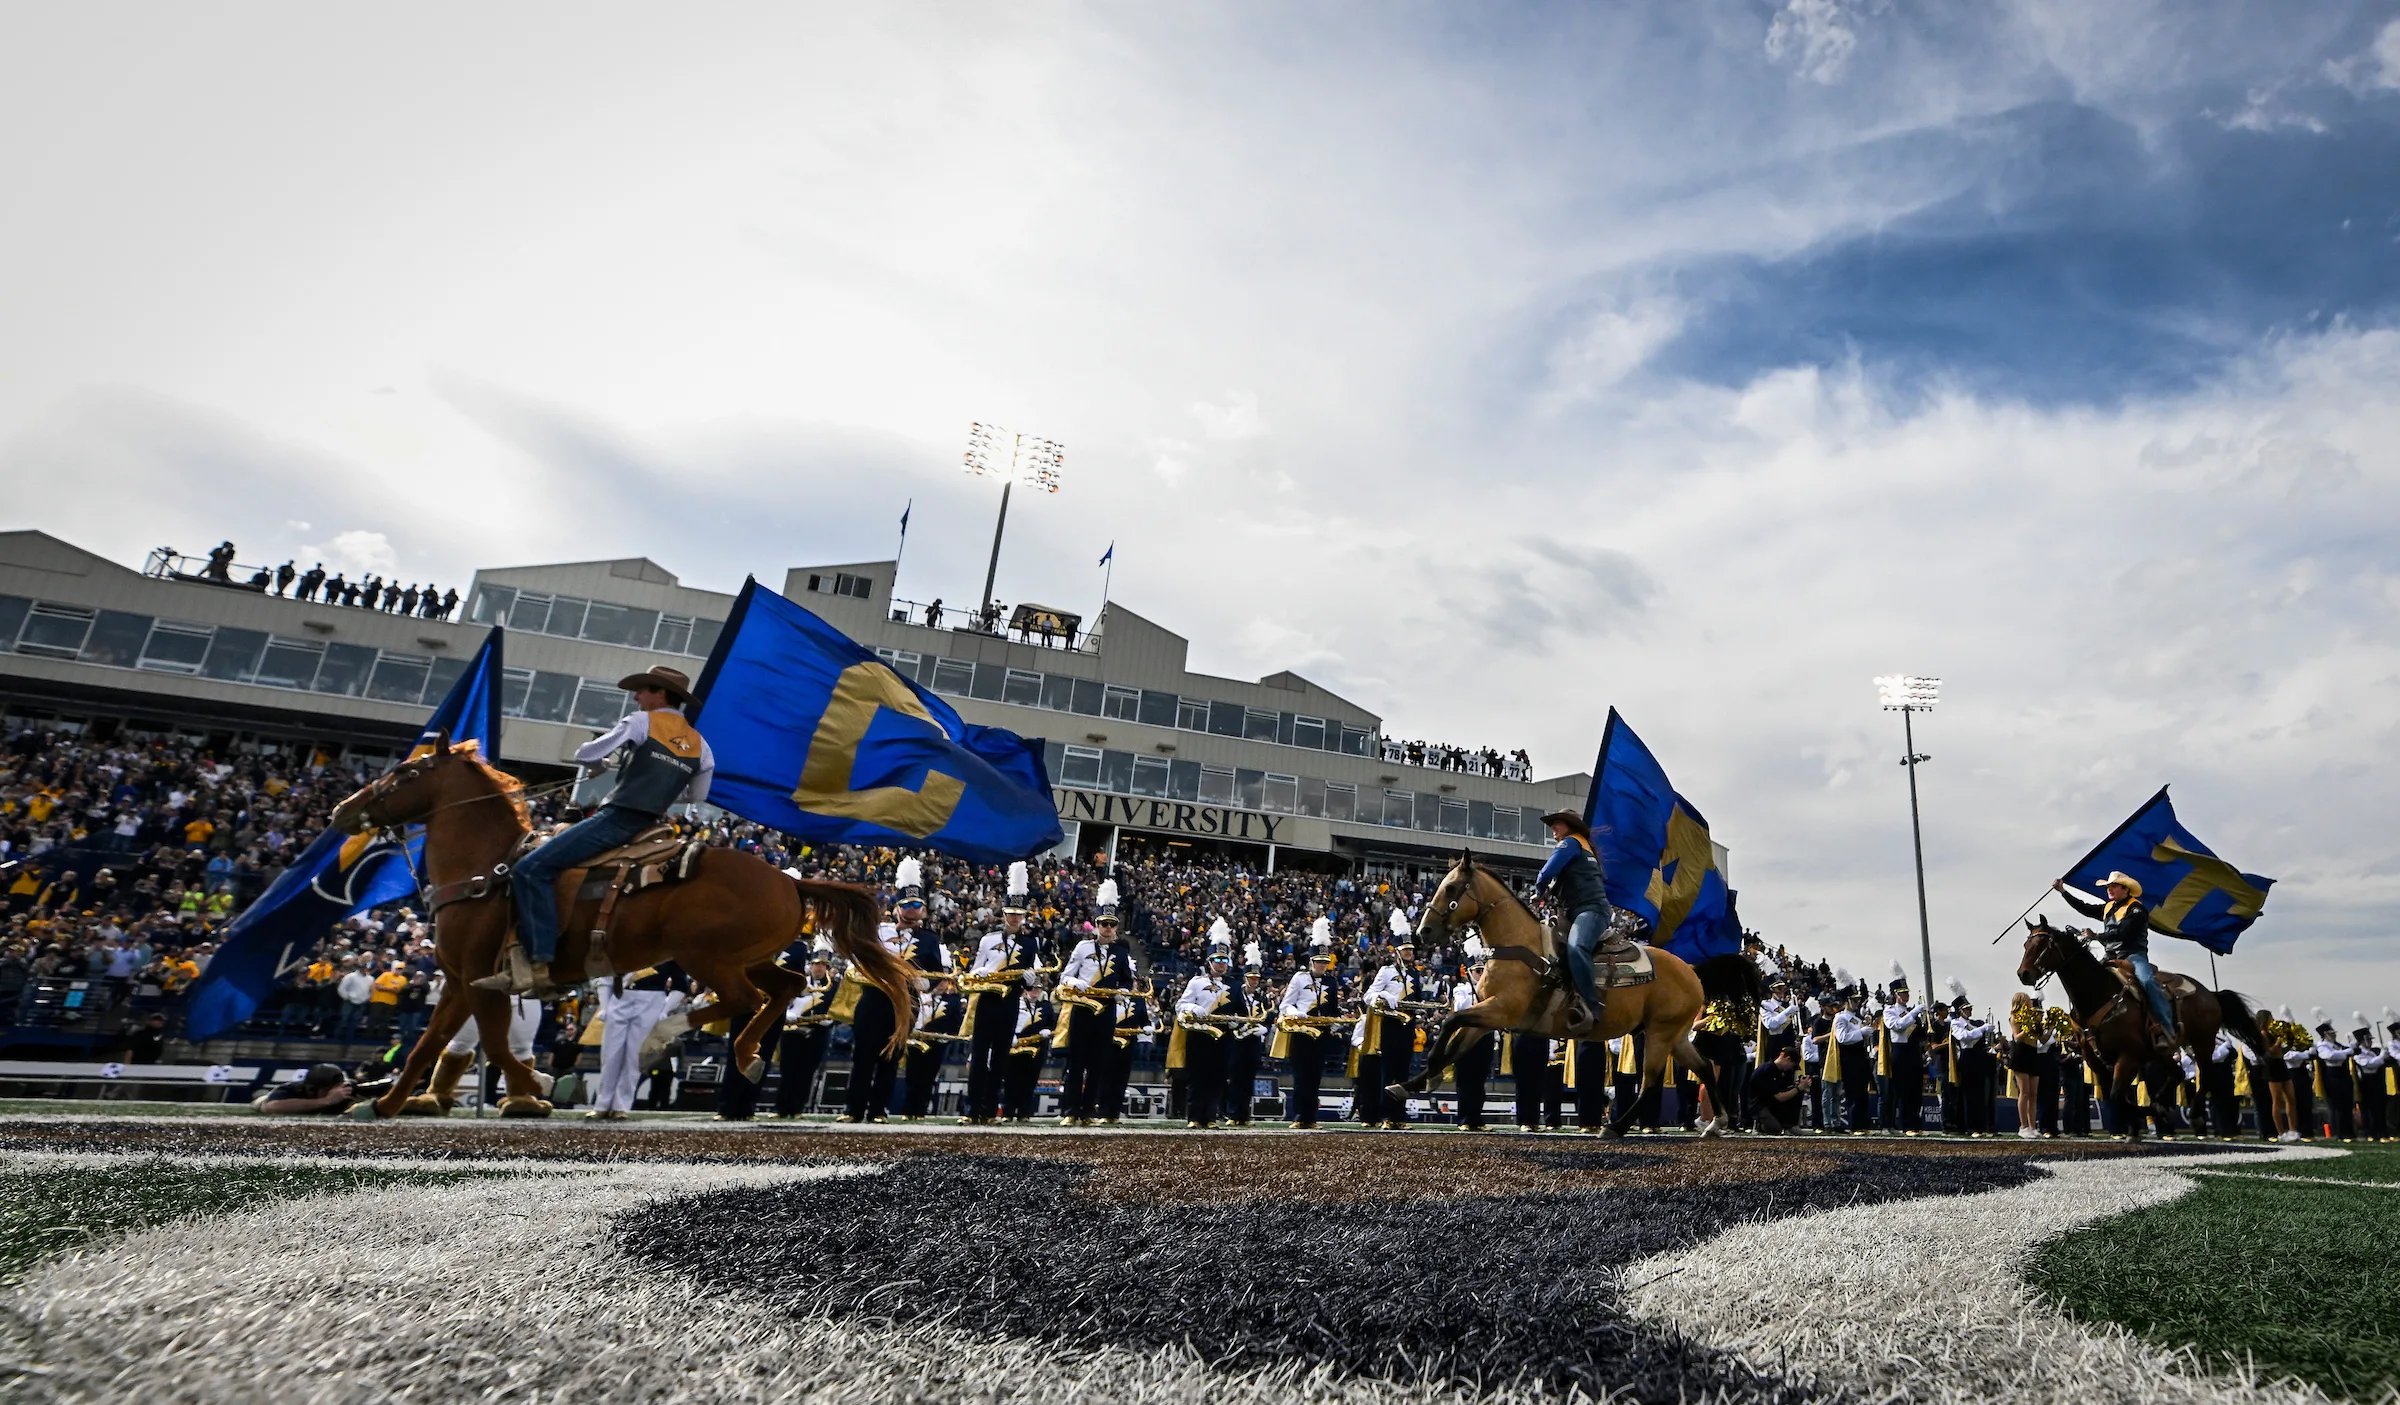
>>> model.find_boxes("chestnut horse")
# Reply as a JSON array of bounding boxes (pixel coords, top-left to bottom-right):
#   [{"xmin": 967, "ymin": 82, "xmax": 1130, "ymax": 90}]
[
  {"xmin": 1394, "ymin": 852, "xmax": 1761, "ymax": 1137},
  {"xmin": 330, "ymin": 735, "xmax": 917, "ymax": 1119},
  {"xmin": 2016, "ymin": 916, "xmax": 2264, "ymax": 1142}
]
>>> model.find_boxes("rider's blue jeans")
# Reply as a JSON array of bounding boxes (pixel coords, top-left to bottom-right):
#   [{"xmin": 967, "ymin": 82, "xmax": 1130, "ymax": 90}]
[
  {"xmin": 1565, "ymin": 907, "xmax": 1611, "ymax": 1008},
  {"xmin": 511, "ymin": 805, "xmax": 657, "ymax": 963},
  {"xmin": 2127, "ymin": 951, "xmax": 2177, "ymax": 1036}
]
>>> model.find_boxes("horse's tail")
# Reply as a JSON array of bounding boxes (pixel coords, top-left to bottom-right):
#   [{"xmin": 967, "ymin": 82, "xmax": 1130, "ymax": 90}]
[
  {"xmin": 792, "ymin": 878, "xmax": 916, "ymax": 1057},
  {"xmin": 2215, "ymin": 988, "xmax": 2268, "ymax": 1062},
  {"xmin": 1693, "ymin": 953, "xmax": 1765, "ymax": 1018}
]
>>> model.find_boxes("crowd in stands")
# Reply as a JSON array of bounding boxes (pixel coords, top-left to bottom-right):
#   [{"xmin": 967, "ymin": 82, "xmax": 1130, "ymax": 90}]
[{"xmin": 1376, "ymin": 738, "xmax": 1532, "ymax": 780}]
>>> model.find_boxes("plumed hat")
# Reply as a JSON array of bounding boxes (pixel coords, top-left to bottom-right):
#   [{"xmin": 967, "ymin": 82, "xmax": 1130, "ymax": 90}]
[
  {"xmin": 1309, "ymin": 915, "xmax": 1335, "ymax": 951},
  {"xmin": 1004, "ymin": 861, "xmax": 1030, "ymax": 913},
  {"xmin": 1945, "ymin": 976, "xmax": 1967, "ymax": 1004},
  {"xmin": 893, "ymin": 856, "xmax": 925, "ymax": 908},
  {"xmin": 1243, "ymin": 939, "xmax": 1263, "ymax": 972},
  {"xmin": 1887, "ymin": 960, "xmax": 1909, "ymax": 990}
]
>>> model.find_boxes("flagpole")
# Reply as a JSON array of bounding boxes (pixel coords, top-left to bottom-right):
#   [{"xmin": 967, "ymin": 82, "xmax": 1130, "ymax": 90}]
[
  {"xmin": 895, "ymin": 499, "xmax": 911, "ymax": 576},
  {"xmin": 1092, "ymin": 543, "xmax": 1113, "ymax": 652}
]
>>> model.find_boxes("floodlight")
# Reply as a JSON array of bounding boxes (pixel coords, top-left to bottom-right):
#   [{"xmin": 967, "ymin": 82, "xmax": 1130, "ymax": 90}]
[{"xmin": 1875, "ymin": 675, "xmax": 1941, "ymax": 711}]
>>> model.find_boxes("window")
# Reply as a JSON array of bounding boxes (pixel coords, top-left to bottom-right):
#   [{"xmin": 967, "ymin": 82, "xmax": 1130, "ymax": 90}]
[
  {"xmin": 1040, "ymin": 673, "xmax": 1078, "ymax": 711},
  {"xmin": 81, "ymin": 611, "xmax": 153, "ymax": 668},
  {"xmin": 426, "ymin": 655, "xmax": 466, "ymax": 702},
  {"xmin": 1059, "ymin": 745, "xmax": 1103, "ymax": 788},
  {"xmin": 1523, "ymin": 809, "xmax": 1553, "ymax": 845},
  {"xmin": 1243, "ymin": 707, "xmax": 1279, "ymax": 743},
  {"xmin": 1138, "ymin": 689, "xmax": 1178, "ymax": 728},
  {"xmin": 544, "ymin": 596, "xmax": 588, "ymax": 639},
  {"xmin": 1438, "ymin": 798, "xmax": 1471, "ymax": 835},
  {"xmin": 1235, "ymin": 768, "xmax": 1265, "ymax": 811},
  {"xmin": 581, "ymin": 601, "xmax": 659, "ymax": 649},
  {"xmin": 1263, "ymin": 773, "xmax": 1299, "ymax": 813},
  {"xmin": 468, "ymin": 585, "xmax": 517, "ymax": 626},
  {"xmin": 875, "ymin": 648, "xmax": 924, "ymax": 684},
  {"xmin": 1415, "ymin": 792, "xmax": 1444, "ymax": 832},
  {"xmin": 808, "ymin": 572, "xmax": 873, "ymax": 599},
  {"xmin": 1102, "ymin": 685, "xmax": 1141, "ymax": 721},
  {"xmin": 1208, "ymin": 700, "xmax": 1243, "ymax": 737},
  {"xmin": 1168, "ymin": 758, "xmax": 1202, "ymax": 800},
  {"xmin": 1491, "ymin": 805, "xmax": 1520, "ymax": 843},
  {"xmin": 1298, "ymin": 777, "xmax": 1327, "ymax": 817},
  {"xmin": 520, "ymin": 671, "xmax": 577, "ymax": 723},
  {"xmin": 1324, "ymin": 781, "xmax": 1356, "ymax": 822},
  {"xmin": 1198, "ymin": 765, "xmax": 1235, "ymax": 805},
  {"xmin": 1469, "ymin": 800, "xmax": 1495, "ymax": 840},
  {"xmin": 1341, "ymin": 725, "xmax": 1373, "ymax": 756},
  {"xmin": 1177, "ymin": 698, "xmax": 1210, "ymax": 732},
  {"xmin": 1100, "ymin": 750, "xmax": 1136, "ymax": 793},
  {"xmin": 689, "ymin": 618, "xmax": 723, "ymax": 657},
  {"xmin": 1003, "ymin": 668, "xmax": 1043, "ymax": 707},
  {"xmin": 571, "ymin": 679, "xmax": 628, "ymax": 728},
  {"xmin": 1069, "ymin": 678, "xmax": 1104, "ymax": 716},
  {"xmin": 200, "ymin": 627, "xmax": 267, "ymax": 684},
  {"xmin": 0, "ymin": 595, "xmax": 30, "ymax": 648},
  {"xmin": 500, "ymin": 666, "xmax": 536, "ymax": 719},
  {"xmin": 970, "ymin": 661, "xmax": 1007, "ymax": 701},
  {"xmin": 253, "ymin": 637, "xmax": 325, "ymax": 691},
  {"xmin": 312, "ymin": 643, "xmax": 378, "ymax": 697},
  {"xmin": 1131, "ymin": 755, "xmax": 1172, "ymax": 797},
  {"xmin": 17, "ymin": 603, "xmax": 95, "ymax": 660},
  {"xmin": 506, "ymin": 592, "xmax": 553, "ymax": 634},
  {"xmin": 138, "ymin": 622, "xmax": 214, "ymax": 674},
  {"xmin": 1292, "ymin": 715, "xmax": 1327, "ymax": 750},
  {"xmin": 654, "ymin": 615, "xmax": 694, "ymax": 655},
  {"xmin": 367, "ymin": 653, "xmax": 433, "ymax": 704},
  {"xmin": 1381, "ymin": 789, "xmax": 1415, "ymax": 828},
  {"xmin": 931, "ymin": 658, "xmax": 975, "ymax": 695},
  {"xmin": 1042, "ymin": 740, "xmax": 1065, "ymax": 783}
]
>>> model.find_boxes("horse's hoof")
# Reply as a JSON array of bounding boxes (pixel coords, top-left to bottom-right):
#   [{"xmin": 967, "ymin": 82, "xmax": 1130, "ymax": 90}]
[
  {"xmin": 500, "ymin": 1096, "xmax": 554, "ymax": 1118},
  {"xmin": 741, "ymin": 1058, "xmax": 767, "ymax": 1084},
  {"xmin": 368, "ymin": 1096, "xmax": 407, "ymax": 1121},
  {"xmin": 1601, "ymin": 1125, "xmax": 1628, "ymax": 1140},
  {"xmin": 397, "ymin": 1095, "xmax": 448, "ymax": 1117}
]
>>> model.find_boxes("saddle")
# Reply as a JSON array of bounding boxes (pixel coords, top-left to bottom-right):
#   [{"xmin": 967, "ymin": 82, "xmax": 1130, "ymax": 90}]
[
  {"xmin": 1545, "ymin": 913, "xmax": 1656, "ymax": 989},
  {"xmin": 424, "ymin": 824, "xmax": 709, "ymax": 981},
  {"xmin": 2101, "ymin": 959, "xmax": 2196, "ymax": 1050}
]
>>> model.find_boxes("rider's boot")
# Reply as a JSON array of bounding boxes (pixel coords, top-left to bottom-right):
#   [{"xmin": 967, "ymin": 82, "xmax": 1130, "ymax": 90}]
[
  {"xmin": 1564, "ymin": 943, "xmax": 1604, "ymax": 1035},
  {"xmin": 471, "ymin": 944, "xmax": 548, "ymax": 994}
]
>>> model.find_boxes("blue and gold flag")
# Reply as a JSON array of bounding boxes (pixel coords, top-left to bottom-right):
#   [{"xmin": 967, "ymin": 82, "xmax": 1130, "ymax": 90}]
[
  {"xmin": 1583, "ymin": 707, "xmax": 1740, "ymax": 963},
  {"xmin": 183, "ymin": 628, "xmax": 506, "ymax": 1042},
  {"xmin": 691, "ymin": 580, "xmax": 1062, "ymax": 863},
  {"xmin": 2062, "ymin": 786, "xmax": 2273, "ymax": 955}
]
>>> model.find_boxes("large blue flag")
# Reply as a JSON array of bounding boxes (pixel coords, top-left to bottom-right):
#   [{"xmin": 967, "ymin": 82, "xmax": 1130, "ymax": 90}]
[
  {"xmin": 692, "ymin": 579, "xmax": 1062, "ymax": 863},
  {"xmin": 1583, "ymin": 707, "xmax": 1740, "ymax": 963},
  {"xmin": 183, "ymin": 629, "xmax": 506, "ymax": 1042},
  {"xmin": 2061, "ymin": 786, "xmax": 2273, "ymax": 955}
]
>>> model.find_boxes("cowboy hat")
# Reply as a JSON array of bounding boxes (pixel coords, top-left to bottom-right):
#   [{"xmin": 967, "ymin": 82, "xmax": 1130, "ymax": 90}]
[
  {"xmin": 2100, "ymin": 871, "xmax": 2143, "ymax": 896},
  {"xmin": 616, "ymin": 664, "xmax": 695, "ymax": 703},
  {"xmin": 1539, "ymin": 810, "xmax": 1591, "ymax": 839}
]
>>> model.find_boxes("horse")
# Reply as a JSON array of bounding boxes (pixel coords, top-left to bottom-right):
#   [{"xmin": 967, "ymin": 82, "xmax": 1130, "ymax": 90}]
[
  {"xmin": 2016, "ymin": 915, "xmax": 2264, "ymax": 1142},
  {"xmin": 329, "ymin": 734, "xmax": 918, "ymax": 1120},
  {"xmin": 1391, "ymin": 851, "xmax": 1761, "ymax": 1137}
]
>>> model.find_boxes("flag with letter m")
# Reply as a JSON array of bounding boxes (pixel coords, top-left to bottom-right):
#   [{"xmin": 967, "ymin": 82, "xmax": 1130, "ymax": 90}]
[
  {"xmin": 2062, "ymin": 786, "xmax": 2273, "ymax": 954},
  {"xmin": 692, "ymin": 579, "xmax": 1062, "ymax": 863}
]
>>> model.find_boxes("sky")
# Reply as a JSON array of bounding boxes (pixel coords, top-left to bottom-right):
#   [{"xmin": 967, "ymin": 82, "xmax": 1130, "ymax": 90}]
[{"xmin": 4, "ymin": 1, "xmax": 2399, "ymax": 1018}]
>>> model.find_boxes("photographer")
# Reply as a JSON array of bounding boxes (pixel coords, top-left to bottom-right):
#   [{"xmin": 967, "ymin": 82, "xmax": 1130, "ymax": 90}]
[{"xmin": 1749, "ymin": 1045, "xmax": 1809, "ymax": 1135}]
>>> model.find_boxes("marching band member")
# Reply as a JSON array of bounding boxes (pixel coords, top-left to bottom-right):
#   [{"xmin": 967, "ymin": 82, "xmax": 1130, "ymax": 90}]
[
  {"xmin": 2355, "ymin": 1014, "xmax": 2391, "ymax": 1142},
  {"xmin": 2282, "ymin": 1009, "xmax": 2316, "ymax": 1141},
  {"xmin": 1221, "ymin": 954, "xmax": 1270, "ymax": 1126},
  {"xmin": 961, "ymin": 863, "xmax": 1041, "ymax": 1125},
  {"xmin": 592, "ymin": 962, "xmax": 688, "ymax": 1120},
  {"xmin": 1177, "ymin": 944, "xmax": 1234, "ymax": 1128},
  {"xmin": 1881, "ymin": 967, "xmax": 1926, "ymax": 1134},
  {"xmin": 1948, "ymin": 990, "xmax": 1994, "ymax": 1136},
  {"xmin": 1102, "ymin": 972, "xmax": 1158, "ymax": 1125},
  {"xmin": 772, "ymin": 944, "xmax": 836, "ymax": 1118},
  {"xmin": 1452, "ymin": 941, "xmax": 1491, "ymax": 1131},
  {"xmin": 1003, "ymin": 978, "xmax": 1054, "ymax": 1121},
  {"xmin": 900, "ymin": 977, "xmax": 963, "ymax": 1120},
  {"xmin": 418, "ymin": 972, "xmax": 546, "ymax": 1113},
  {"xmin": 2203, "ymin": 1027, "xmax": 2244, "ymax": 1138},
  {"xmin": 1357, "ymin": 938, "xmax": 1413, "ymax": 1129},
  {"xmin": 2313, "ymin": 1013, "xmax": 2357, "ymax": 1142},
  {"xmin": 1053, "ymin": 901, "xmax": 1117, "ymax": 1126},
  {"xmin": 1832, "ymin": 987, "xmax": 1875, "ymax": 1132},
  {"xmin": 1278, "ymin": 925, "xmax": 1340, "ymax": 1128},
  {"xmin": 837, "ymin": 859, "xmax": 924, "ymax": 1123}
]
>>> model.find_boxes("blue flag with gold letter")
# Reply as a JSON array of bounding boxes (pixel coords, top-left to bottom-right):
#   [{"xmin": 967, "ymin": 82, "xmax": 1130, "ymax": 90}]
[
  {"xmin": 1583, "ymin": 708, "xmax": 1739, "ymax": 963},
  {"xmin": 2062, "ymin": 787, "xmax": 2273, "ymax": 955},
  {"xmin": 692, "ymin": 580, "xmax": 1062, "ymax": 863},
  {"xmin": 183, "ymin": 629, "xmax": 507, "ymax": 1042}
]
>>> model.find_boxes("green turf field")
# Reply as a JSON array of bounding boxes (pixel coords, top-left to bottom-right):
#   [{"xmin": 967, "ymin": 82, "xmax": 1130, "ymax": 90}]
[
  {"xmin": 2028, "ymin": 1146, "xmax": 2400, "ymax": 1400},
  {"xmin": 0, "ymin": 1160, "xmax": 513, "ymax": 1286}
]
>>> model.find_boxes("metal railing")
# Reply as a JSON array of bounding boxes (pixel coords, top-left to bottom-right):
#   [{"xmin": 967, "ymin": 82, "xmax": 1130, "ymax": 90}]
[
  {"xmin": 887, "ymin": 597, "xmax": 1096, "ymax": 652},
  {"xmin": 142, "ymin": 545, "xmax": 274, "ymax": 593}
]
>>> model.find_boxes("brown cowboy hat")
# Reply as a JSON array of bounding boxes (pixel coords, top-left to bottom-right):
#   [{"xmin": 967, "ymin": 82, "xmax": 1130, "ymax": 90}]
[
  {"xmin": 616, "ymin": 665, "xmax": 695, "ymax": 703},
  {"xmin": 1539, "ymin": 810, "xmax": 1590, "ymax": 839}
]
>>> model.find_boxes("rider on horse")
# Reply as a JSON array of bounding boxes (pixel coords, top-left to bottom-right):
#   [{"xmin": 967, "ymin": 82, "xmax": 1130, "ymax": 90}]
[
  {"xmin": 1537, "ymin": 809, "xmax": 1616, "ymax": 1029},
  {"xmin": 2053, "ymin": 870, "xmax": 2178, "ymax": 1053},
  {"xmin": 477, "ymin": 664, "xmax": 715, "ymax": 994}
]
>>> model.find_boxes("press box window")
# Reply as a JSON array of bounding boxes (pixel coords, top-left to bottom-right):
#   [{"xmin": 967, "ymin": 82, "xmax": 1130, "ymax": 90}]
[
  {"xmin": 806, "ymin": 572, "xmax": 874, "ymax": 600},
  {"xmin": 1131, "ymin": 755, "xmax": 1171, "ymax": 797},
  {"xmin": 1198, "ymin": 765, "xmax": 1235, "ymax": 805},
  {"xmin": 1176, "ymin": 698, "xmax": 1210, "ymax": 732},
  {"xmin": 1243, "ymin": 707, "xmax": 1279, "ymax": 743},
  {"xmin": 1323, "ymin": 782, "xmax": 1357, "ymax": 822},
  {"xmin": 930, "ymin": 658, "xmax": 976, "ymax": 695},
  {"xmin": 1060, "ymin": 745, "xmax": 1104, "ymax": 788},
  {"xmin": 16, "ymin": 603, "xmax": 95, "ymax": 660},
  {"xmin": 1262, "ymin": 774, "xmax": 1299, "ymax": 813},
  {"xmin": 138, "ymin": 622, "xmax": 215, "ymax": 674},
  {"xmin": 1101, "ymin": 685, "xmax": 1141, "ymax": 721},
  {"xmin": 1291, "ymin": 715, "xmax": 1327, "ymax": 750},
  {"xmin": 1003, "ymin": 668, "xmax": 1043, "ymax": 707}
]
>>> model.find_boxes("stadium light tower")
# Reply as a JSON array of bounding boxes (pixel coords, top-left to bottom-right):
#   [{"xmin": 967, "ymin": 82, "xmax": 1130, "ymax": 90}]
[
  {"xmin": 963, "ymin": 422, "xmax": 1064, "ymax": 629},
  {"xmin": 1876, "ymin": 675, "xmax": 1941, "ymax": 1007}
]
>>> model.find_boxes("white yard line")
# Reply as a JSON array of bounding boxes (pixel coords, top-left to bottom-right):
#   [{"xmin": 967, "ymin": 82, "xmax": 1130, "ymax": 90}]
[
  {"xmin": 2184, "ymin": 1169, "xmax": 2400, "ymax": 1190},
  {"xmin": 1619, "ymin": 1144, "xmax": 2354, "ymax": 1405}
]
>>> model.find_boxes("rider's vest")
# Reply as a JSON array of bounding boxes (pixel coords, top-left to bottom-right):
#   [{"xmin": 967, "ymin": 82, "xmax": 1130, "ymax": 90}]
[
  {"xmin": 2099, "ymin": 897, "xmax": 2151, "ymax": 959},
  {"xmin": 1546, "ymin": 835, "xmax": 1611, "ymax": 916},
  {"xmin": 611, "ymin": 710, "xmax": 706, "ymax": 816}
]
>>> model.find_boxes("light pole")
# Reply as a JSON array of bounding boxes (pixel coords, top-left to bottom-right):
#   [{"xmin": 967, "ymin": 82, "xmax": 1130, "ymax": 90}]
[
  {"xmin": 962, "ymin": 422, "xmax": 1064, "ymax": 631},
  {"xmin": 1876, "ymin": 675, "xmax": 1941, "ymax": 1004}
]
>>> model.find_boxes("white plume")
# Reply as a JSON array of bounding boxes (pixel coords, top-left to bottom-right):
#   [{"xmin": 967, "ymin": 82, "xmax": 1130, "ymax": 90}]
[
  {"xmin": 1007, "ymin": 861, "xmax": 1029, "ymax": 898},
  {"xmin": 1753, "ymin": 952, "xmax": 1779, "ymax": 975},
  {"xmin": 1804, "ymin": 997, "xmax": 1821, "ymax": 1016},
  {"xmin": 1309, "ymin": 916, "xmax": 1334, "ymax": 948},
  {"xmin": 1208, "ymin": 916, "xmax": 1232, "ymax": 945},
  {"xmin": 894, "ymin": 856, "xmax": 923, "ymax": 891},
  {"xmin": 1463, "ymin": 935, "xmax": 1489, "ymax": 961},
  {"xmin": 1888, "ymin": 959, "xmax": 1908, "ymax": 983},
  {"xmin": 1096, "ymin": 878, "xmax": 1119, "ymax": 908},
  {"xmin": 2353, "ymin": 1010, "xmax": 2367, "ymax": 1030},
  {"xmin": 1389, "ymin": 908, "xmax": 1412, "ymax": 937},
  {"xmin": 1945, "ymin": 976, "xmax": 1967, "ymax": 1003},
  {"xmin": 2311, "ymin": 1005, "xmax": 2327, "ymax": 1026},
  {"xmin": 810, "ymin": 934, "xmax": 834, "ymax": 955},
  {"xmin": 1243, "ymin": 940, "xmax": 1263, "ymax": 969},
  {"xmin": 2277, "ymin": 1004, "xmax": 2294, "ymax": 1021}
]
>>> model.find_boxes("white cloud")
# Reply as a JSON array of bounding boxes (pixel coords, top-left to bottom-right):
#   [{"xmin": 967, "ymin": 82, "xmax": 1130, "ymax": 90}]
[
  {"xmin": 1765, "ymin": 0, "xmax": 1861, "ymax": 85},
  {"xmin": 301, "ymin": 529, "xmax": 401, "ymax": 578},
  {"xmin": 2324, "ymin": 18, "xmax": 2400, "ymax": 93},
  {"xmin": 1190, "ymin": 390, "xmax": 1267, "ymax": 441}
]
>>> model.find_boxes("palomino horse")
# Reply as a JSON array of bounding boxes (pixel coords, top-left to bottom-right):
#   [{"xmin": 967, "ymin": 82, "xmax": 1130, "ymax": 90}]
[
  {"xmin": 2017, "ymin": 916, "xmax": 2264, "ymax": 1142},
  {"xmin": 1393, "ymin": 852, "xmax": 1760, "ymax": 1137},
  {"xmin": 329, "ymin": 735, "xmax": 917, "ymax": 1120}
]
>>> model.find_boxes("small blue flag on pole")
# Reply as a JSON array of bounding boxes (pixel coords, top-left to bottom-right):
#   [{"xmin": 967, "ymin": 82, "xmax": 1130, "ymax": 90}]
[
  {"xmin": 2060, "ymin": 786, "xmax": 2273, "ymax": 954},
  {"xmin": 692, "ymin": 580, "xmax": 1062, "ymax": 863},
  {"xmin": 1098, "ymin": 541, "xmax": 1113, "ymax": 567},
  {"xmin": 183, "ymin": 629, "xmax": 508, "ymax": 1042},
  {"xmin": 1583, "ymin": 707, "xmax": 1740, "ymax": 963},
  {"xmin": 899, "ymin": 500, "xmax": 912, "ymax": 535}
]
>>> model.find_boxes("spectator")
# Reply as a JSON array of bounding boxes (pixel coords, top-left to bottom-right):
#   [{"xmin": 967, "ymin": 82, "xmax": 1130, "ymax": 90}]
[{"xmin": 335, "ymin": 958, "xmax": 374, "ymax": 1039}]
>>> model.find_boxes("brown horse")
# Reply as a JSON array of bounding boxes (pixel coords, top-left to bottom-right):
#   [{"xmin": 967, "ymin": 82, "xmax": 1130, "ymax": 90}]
[
  {"xmin": 1394, "ymin": 852, "xmax": 1760, "ymax": 1137},
  {"xmin": 2016, "ymin": 916, "xmax": 2264, "ymax": 1142},
  {"xmin": 329, "ymin": 735, "xmax": 917, "ymax": 1120}
]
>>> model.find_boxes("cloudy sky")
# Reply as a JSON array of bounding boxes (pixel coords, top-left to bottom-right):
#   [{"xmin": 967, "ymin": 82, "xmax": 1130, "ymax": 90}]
[{"xmin": 6, "ymin": 1, "xmax": 2399, "ymax": 1014}]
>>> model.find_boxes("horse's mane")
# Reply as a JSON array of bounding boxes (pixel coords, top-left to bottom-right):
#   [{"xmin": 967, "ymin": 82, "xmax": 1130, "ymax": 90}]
[
  {"xmin": 1461, "ymin": 863, "xmax": 1543, "ymax": 933},
  {"xmin": 451, "ymin": 747, "xmax": 530, "ymax": 829}
]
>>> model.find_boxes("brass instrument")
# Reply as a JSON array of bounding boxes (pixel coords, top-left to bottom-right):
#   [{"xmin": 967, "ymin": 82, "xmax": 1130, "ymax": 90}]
[
  {"xmin": 905, "ymin": 1029, "xmax": 973, "ymax": 1054},
  {"xmin": 1276, "ymin": 1014, "xmax": 1351, "ymax": 1036},
  {"xmin": 1009, "ymin": 1033, "xmax": 1049, "ymax": 1056},
  {"xmin": 957, "ymin": 966, "xmax": 1026, "ymax": 997}
]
